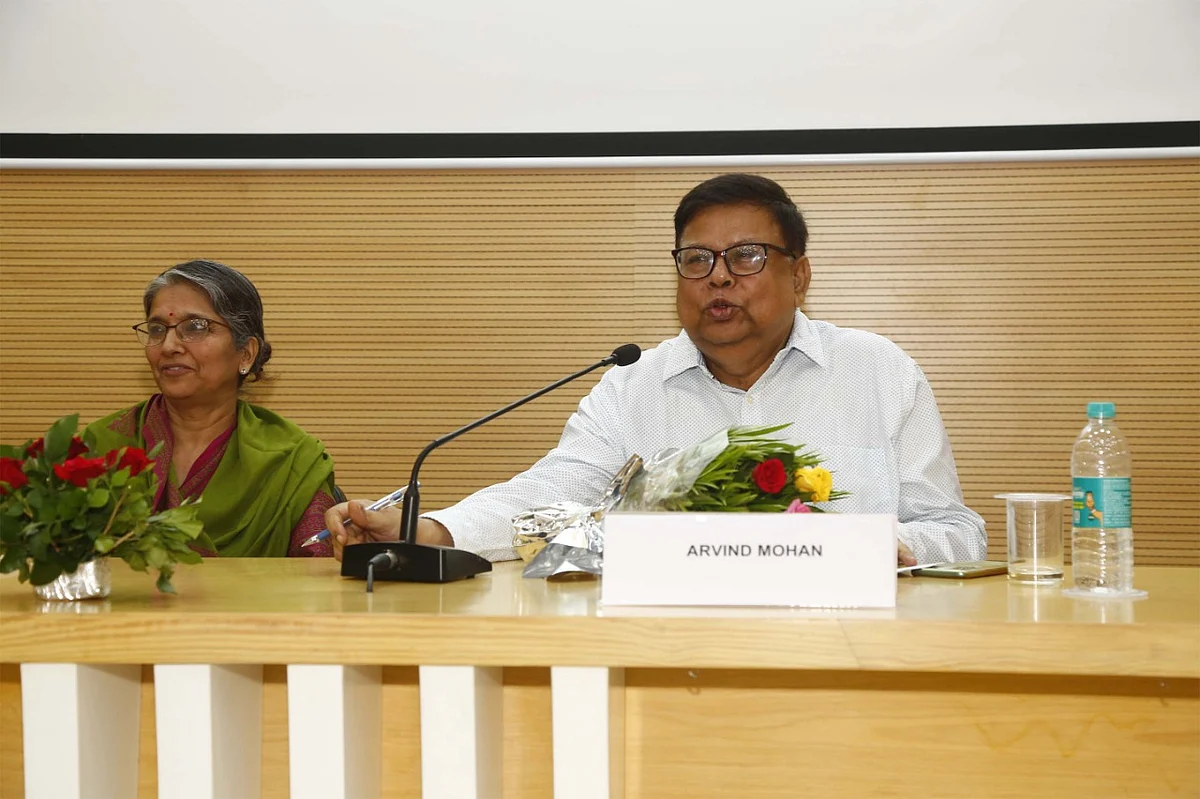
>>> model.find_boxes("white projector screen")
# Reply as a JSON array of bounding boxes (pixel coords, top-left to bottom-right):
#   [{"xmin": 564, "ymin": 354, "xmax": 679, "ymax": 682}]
[{"xmin": 2, "ymin": 0, "xmax": 1197, "ymax": 135}]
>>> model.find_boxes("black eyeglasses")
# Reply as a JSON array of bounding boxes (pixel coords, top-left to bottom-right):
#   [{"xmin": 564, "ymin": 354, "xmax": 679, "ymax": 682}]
[
  {"xmin": 132, "ymin": 317, "xmax": 228, "ymax": 346},
  {"xmin": 671, "ymin": 242, "xmax": 795, "ymax": 279}
]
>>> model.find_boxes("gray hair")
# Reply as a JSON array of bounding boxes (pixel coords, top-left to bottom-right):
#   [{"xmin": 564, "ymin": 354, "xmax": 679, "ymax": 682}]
[{"xmin": 143, "ymin": 259, "xmax": 272, "ymax": 385}]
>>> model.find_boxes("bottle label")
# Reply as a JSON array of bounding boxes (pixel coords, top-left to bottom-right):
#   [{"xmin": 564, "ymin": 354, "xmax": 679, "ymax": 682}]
[{"xmin": 1072, "ymin": 477, "xmax": 1131, "ymax": 528}]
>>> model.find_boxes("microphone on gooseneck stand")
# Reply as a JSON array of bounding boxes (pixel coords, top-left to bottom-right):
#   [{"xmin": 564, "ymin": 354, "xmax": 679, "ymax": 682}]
[{"xmin": 344, "ymin": 343, "xmax": 643, "ymax": 588}]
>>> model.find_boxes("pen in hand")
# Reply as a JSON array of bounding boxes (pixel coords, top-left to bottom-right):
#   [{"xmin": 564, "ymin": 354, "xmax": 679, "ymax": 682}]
[{"xmin": 300, "ymin": 484, "xmax": 414, "ymax": 548}]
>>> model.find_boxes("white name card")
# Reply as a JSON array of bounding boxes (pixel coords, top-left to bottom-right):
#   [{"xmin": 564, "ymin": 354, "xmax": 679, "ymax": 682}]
[{"xmin": 601, "ymin": 512, "xmax": 898, "ymax": 608}]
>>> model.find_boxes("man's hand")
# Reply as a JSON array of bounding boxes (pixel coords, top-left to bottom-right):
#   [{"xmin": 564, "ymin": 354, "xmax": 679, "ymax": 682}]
[
  {"xmin": 325, "ymin": 501, "xmax": 400, "ymax": 561},
  {"xmin": 324, "ymin": 501, "xmax": 454, "ymax": 562},
  {"xmin": 897, "ymin": 541, "xmax": 917, "ymax": 567}
]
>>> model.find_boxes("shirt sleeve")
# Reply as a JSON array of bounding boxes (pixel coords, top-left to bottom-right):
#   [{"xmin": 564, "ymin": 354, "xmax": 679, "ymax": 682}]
[
  {"xmin": 424, "ymin": 376, "xmax": 633, "ymax": 561},
  {"xmin": 893, "ymin": 368, "xmax": 988, "ymax": 563}
]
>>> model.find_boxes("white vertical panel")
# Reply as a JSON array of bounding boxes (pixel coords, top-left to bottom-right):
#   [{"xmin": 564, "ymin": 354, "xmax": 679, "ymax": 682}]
[
  {"xmin": 286, "ymin": 664, "xmax": 382, "ymax": 799},
  {"xmin": 418, "ymin": 665, "xmax": 503, "ymax": 799},
  {"xmin": 551, "ymin": 666, "xmax": 624, "ymax": 799},
  {"xmin": 154, "ymin": 664, "xmax": 263, "ymax": 799},
  {"xmin": 20, "ymin": 663, "xmax": 141, "ymax": 799}
]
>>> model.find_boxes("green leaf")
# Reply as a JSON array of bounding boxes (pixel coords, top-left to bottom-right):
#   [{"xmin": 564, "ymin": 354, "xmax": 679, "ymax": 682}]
[
  {"xmin": 172, "ymin": 549, "xmax": 203, "ymax": 565},
  {"xmin": 94, "ymin": 537, "xmax": 114, "ymax": 554},
  {"xmin": 28, "ymin": 533, "xmax": 49, "ymax": 562},
  {"xmin": 175, "ymin": 519, "xmax": 204, "ymax": 540},
  {"xmin": 87, "ymin": 488, "xmax": 111, "ymax": 508},
  {"xmin": 0, "ymin": 547, "xmax": 27, "ymax": 574},
  {"xmin": 57, "ymin": 554, "xmax": 83, "ymax": 578},
  {"xmin": 146, "ymin": 546, "xmax": 169, "ymax": 569},
  {"xmin": 47, "ymin": 492, "xmax": 78, "ymax": 521},
  {"xmin": 29, "ymin": 559, "xmax": 64, "ymax": 586},
  {"xmin": 110, "ymin": 470, "xmax": 129, "ymax": 488},
  {"xmin": 0, "ymin": 443, "xmax": 27, "ymax": 459},
  {"xmin": 155, "ymin": 567, "xmax": 176, "ymax": 594},
  {"xmin": 43, "ymin": 414, "xmax": 81, "ymax": 462}
]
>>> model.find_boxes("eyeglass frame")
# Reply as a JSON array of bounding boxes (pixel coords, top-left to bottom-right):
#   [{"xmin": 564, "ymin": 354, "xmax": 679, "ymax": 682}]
[
  {"xmin": 131, "ymin": 317, "xmax": 230, "ymax": 347},
  {"xmin": 670, "ymin": 242, "xmax": 797, "ymax": 279}
]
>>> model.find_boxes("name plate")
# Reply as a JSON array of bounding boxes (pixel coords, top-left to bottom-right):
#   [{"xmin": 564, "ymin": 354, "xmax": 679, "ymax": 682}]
[{"xmin": 601, "ymin": 512, "xmax": 898, "ymax": 608}]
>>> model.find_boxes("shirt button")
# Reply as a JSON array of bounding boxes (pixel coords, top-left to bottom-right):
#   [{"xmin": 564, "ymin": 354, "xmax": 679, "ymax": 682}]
[{"xmin": 746, "ymin": 395, "xmax": 755, "ymax": 405}]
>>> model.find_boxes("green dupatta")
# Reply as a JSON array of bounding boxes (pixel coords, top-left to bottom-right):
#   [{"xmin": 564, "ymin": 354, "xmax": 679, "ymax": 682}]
[{"xmin": 85, "ymin": 397, "xmax": 335, "ymax": 557}]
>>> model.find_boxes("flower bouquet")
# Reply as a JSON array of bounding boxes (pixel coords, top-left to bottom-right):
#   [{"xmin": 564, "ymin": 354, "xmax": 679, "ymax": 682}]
[
  {"xmin": 619, "ymin": 423, "xmax": 845, "ymax": 514},
  {"xmin": 0, "ymin": 414, "xmax": 206, "ymax": 595},
  {"xmin": 517, "ymin": 423, "xmax": 845, "ymax": 578}
]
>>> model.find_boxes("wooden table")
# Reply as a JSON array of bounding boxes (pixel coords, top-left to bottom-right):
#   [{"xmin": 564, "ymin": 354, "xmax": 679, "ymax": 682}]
[{"xmin": 2, "ymin": 559, "xmax": 1197, "ymax": 799}]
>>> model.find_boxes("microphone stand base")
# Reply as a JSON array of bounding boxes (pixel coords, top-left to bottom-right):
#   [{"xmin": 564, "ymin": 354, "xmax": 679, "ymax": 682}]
[{"xmin": 341, "ymin": 542, "xmax": 493, "ymax": 583}]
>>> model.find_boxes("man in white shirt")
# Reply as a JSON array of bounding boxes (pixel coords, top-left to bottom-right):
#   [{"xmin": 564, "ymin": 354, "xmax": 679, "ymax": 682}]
[{"xmin": 326, "ymin": 174, "xmax": 987, "ymax": 565}]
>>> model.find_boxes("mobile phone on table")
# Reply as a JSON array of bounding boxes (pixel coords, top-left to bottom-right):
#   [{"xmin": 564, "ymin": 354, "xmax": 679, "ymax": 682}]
[{"xmin": 912, "ymin": 560, "xmax": 1007, "ymax": 578}]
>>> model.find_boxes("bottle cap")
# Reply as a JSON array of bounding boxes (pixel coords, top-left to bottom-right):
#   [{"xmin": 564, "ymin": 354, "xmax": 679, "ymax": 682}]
[{"xmin": 1087, "ymin": 401, "xmax": 1117, "ymax": 419}]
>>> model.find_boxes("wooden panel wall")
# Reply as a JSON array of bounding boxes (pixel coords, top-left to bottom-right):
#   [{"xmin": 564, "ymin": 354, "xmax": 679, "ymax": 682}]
[{"xmin": 1, "ymin": 162, "xmax": 1196, "ymax": 564}]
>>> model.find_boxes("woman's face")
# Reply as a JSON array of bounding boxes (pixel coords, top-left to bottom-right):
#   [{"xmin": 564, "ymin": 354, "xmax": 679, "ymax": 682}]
[
  {"xmin": 1085, "ymin": 493, "xmax": 1096, "ymax": 509},
  {"xmin": 144, "ymin": 283, "xmax": 255, "ymax": 406}
]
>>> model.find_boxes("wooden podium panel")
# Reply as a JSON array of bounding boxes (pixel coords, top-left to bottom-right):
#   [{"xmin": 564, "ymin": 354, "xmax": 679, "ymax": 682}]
[{"xmin": 1, "ymin": 560, "xmax": 1197, "ymax": 799}]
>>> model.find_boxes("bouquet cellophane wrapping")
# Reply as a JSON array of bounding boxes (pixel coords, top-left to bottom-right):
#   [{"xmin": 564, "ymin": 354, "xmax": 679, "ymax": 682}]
[{"xmin": 514, "ymin": 429, "xmax": 730, "ymax": 579}]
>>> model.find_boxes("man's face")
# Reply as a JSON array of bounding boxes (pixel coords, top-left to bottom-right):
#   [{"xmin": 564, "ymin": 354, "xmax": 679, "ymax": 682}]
[{"xmin": 675, "ymin": 203, "xmax": 808, "ymax": 360}]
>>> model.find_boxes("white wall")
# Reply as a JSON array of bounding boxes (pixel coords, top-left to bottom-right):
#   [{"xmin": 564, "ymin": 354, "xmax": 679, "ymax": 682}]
[{"xmin": 1, "ymin": 0, "xmax": 1197, "ymax": 135}]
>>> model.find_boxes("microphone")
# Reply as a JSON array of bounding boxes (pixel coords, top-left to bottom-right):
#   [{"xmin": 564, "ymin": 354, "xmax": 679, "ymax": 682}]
[{"xmin": 342, "ymin": 343, "xmax": 643, "ymax": 586}]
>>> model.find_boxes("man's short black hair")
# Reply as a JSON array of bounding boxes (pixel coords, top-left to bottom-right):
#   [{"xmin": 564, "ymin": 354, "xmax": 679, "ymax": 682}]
[{"xmin": 674, "ymin": 173, "xmax": 808, "ymax": 255}]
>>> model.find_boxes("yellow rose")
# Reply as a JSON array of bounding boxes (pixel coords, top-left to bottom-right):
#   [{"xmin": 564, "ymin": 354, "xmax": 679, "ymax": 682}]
[{"xmin": 794, "ymin": 466, "xmax": 833, "ymax": 503}]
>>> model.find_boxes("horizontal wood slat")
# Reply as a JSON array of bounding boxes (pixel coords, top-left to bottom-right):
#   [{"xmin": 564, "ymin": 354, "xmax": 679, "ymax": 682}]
[{"xmin": 1, "ymin": 161, "xmax": 1196, "ymax": 564}]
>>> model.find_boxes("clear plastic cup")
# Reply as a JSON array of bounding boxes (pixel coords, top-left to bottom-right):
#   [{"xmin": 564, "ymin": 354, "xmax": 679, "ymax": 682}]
[{"xmin": 995, "ymin": 493, "xmax": 1071, "ymax": 583}]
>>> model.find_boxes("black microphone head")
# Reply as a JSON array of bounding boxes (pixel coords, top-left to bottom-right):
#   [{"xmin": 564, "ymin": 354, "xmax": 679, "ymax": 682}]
[{"xmin": 611, "ymin": 343, "xmax": 641, "ymax": 367}]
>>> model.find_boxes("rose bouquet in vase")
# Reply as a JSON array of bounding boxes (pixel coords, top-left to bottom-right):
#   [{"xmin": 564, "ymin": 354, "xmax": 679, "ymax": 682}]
[{"xmin": 0, "ymin": 414, "xmax": 205, "ymax": 597}]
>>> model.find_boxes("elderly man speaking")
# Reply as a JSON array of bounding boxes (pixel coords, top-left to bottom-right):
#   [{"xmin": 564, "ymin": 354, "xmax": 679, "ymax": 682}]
[{"xmin": 326, "ymin": 173, "xmax": 987, "ymax": 567}]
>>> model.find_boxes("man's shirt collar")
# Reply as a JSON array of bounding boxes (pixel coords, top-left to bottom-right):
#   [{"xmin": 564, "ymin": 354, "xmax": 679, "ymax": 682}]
[{"xmin": 663, "ymin": 310, "xmax": 829, "ymax": 381}]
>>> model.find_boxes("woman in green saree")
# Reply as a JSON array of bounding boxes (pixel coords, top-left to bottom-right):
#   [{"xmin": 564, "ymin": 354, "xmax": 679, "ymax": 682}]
[{"xmin": 86, "ymin": 260, "xmax": 337, "ymax": 557}]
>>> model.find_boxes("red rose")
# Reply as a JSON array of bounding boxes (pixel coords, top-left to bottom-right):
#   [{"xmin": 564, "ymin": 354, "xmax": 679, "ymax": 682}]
[
  {"xmin": 751, "ymin": 458, "xmax": 788, "ymax": 494},
  {"xmin": 53, "ymin": 455, "xmax": 108, "ymax": 487},
  {"xmin": 25, "ymin": 437, "xmax": 87, "ymax": 459},
  {"xmin": 109, "ymin": 447, "xmax": 152, "ymax": 477},
  {"xmin": 0, "ymin": 457, "xmax": 27, "ymax": 494}
]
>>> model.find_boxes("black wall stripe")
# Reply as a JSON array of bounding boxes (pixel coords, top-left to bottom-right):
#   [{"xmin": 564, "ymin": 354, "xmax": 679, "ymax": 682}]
[{"xmin": 1, "ymin": 122, "xmax": 1196, "ymax": 160}]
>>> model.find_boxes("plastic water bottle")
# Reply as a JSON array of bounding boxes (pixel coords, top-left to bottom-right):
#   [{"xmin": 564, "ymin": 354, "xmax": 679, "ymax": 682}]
[{"xmin": 1066, "ymin": 402, "xmax": 1145, "ymax": 599}]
